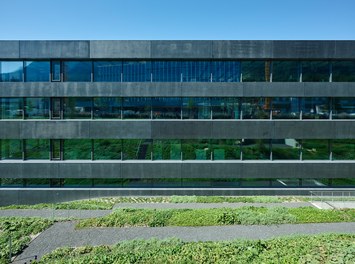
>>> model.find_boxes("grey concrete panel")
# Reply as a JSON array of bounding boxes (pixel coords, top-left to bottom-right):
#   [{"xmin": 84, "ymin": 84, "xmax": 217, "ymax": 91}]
[
  {"xmin": 120, "ymin": 82, "xmax": 181, "ymax": 97},
  {"xmin": 181, "ymin": 83, "xmax": 243, "ymax": 97},
  {"xmin": 209, "ymin": 163, "xmax": 243, "ymax": 178},
  {"xmin": 243, "ymin": 83, "xmax": 305, "ymax": 97},
  {"xmin": 304, "ymin": 82, "xmax": 353, "ymax": 97},
  {"xmin": 241, "ymin": 163, "xmax": 298, "ymax": 179},
  {"xmin": 21, "ymin": 163, "xmax": 59, "ymax": 178},
  {"xmin": 90, "ymin": 41, "xmax": 151, "ymax": 58},
  {"xmin": 91, "ymin": 163, "xmax": 121, "ymax": 178},
  {"xmin": 297, "ymin": 121, "xmax": 335, "ymax": 139},
  {"xmin": 89, "ymin": 121, "xmax": 152, "ymax": 139},
  {"xmin": 272, "ymin": 41, "xmax": 336, "ymax": 59},
  {"xmin": 0, "ymin": 41, "xmax": 20, "ymax": 58},
  {"xmin": 58, "ymin": 163, "xmax": 92, "ymax": 179},
  {"xmin": 151, "ymin": 41, "xmax": 212, "ymax": 59},
  {"xmin": 211, "ymin": 121, "xmax": 273, "ymax": 139},
  {"xmin": 299, "ymin": 163, "xmax": 337, "ymax": 179},
  {"xmin": 212, "ymin": 41, "xmax": 273, "ymax": 59},
  {"xmin": 121, "ymin": 162, "xmax": 181, "ymax": 179},
  {"xmin": 20, "ymin": 41, "xmax": 90, "ymax": 58},
  {"xmin": 151, "ymin": 121, "xmax": 212, "ymax": 139},
  {"xmin": 335, "ymin": 41, "xmax": 355, "ymax": 58},
  {"xmin": 334, "ymin": 121, "xmax": 355, "ymax": 138},
  {"xmin": 0, "ymin": 121, "xmax": 21, "ymax": 138},
  {"xmin": 0, "ymin": 163, "xmax": 23, "ymax": 178},
  {"xmin": 181, "ymin": 162, "xmax": 213, "ymax": 178}
]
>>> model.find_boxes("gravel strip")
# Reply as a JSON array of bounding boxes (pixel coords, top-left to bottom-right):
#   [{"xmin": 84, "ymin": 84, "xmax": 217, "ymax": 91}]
[{"xmin": 0, "ymin": 209, "xmax": 111, "ymax": 219}]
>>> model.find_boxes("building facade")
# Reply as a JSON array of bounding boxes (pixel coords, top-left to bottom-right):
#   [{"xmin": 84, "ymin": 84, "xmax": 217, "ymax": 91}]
[{"xmin": 0, "ymin": 40, "xmax": 355, "ymax": 205}]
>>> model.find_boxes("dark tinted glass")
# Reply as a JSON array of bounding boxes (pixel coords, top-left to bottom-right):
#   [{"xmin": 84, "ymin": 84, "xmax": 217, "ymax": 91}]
[
  {"xmin": 153, "ymin": 139, "xmax": 181, "ymax": 160},
  {"xmin": 182, "ymin": 178, "xmax": 241, "ymax": 188},
  {"xmin": 52, "ymin": 61, "xmax": 61, "ymax": 81},
  {"xmin": 302, "ymin": 139, "xmax": 329, "ymax": 160},
  {"xmin": 211, "ymin": 139, "xmax": 241, "ymax": 160},
  {"xmin": 0, "ymin": 178, "xmax": 23, "ymax": 187},
  {"xmin": 63, "ymin": 97, "xmax": 92, "ymax": 119},
  {"xmin": 152, "ymin": 97, "xmax": 181, "ymax": 119},
  {"xmin": 153, "ymin": 61, "xmax": 181, "ymax": 82},
  {"xmin": 272, "ymin": 97, "xmax": 300, "ymax": 119},
  {"xmin": 212, "ymin": 61, "xmax": 240, "ymax": 82},
  {"xmin": 332, "ymin": 98, "xmax": 355, "ymax": 119},
  {"xmin": 182, "ymin": 139, "xmax": 211, "ymax": 160},
  {"xmin": 182, "ymin": 61, "xmax": 211, "ymax": 82},
  {"xmin": 25, "ymin": 98, "xmax": 50, "ymax": 119},
  {"xmin": 332, "ymin": 139, "xmax": 355, "ymax": 160},
  {"xmin": 1, "ymin": 139, "xmax": 22, "ymax": 159},
  {"xmin": 332, "ymin": 61, "xmax": 355, "ymax": 82},
  {"xmin": 272, "ymin": 61, "xmax": 300, "ymax": 82},
  {"xmin": 94, "ymin": 97, "xmax": 121, "ymax": 119},
  {"xmin": 0, "ymin": 61, "xmax": 23, "ymax": 82},
  {"xmin": 63, "ymin": 61, "xmax": 92, "ymax": 82},
  {"xmin": 302, "ymin": 61, "xmax": 329, "ymax": 82},
  {"xmin": 63, "ymin": 179, "xmax": 92, "ymax": 187},
  {"xmin": 123, "ymin": 61, "xmax": 151, "ymax": 82},
  {"xmin": 51, "ymin": 139, "xmax": 61, "ymax": 160},
  {"xmin": 242, "ymin": 139, "xmax": 270, "ymax": 160},
  {"xmin": 242, "ymin": 61, "xmax": 270, "ymax": 82},
  {"xmin": 301, "ymin": 97, "xmax": 330, "ymax": 119},
  {"xmin": 25, "ymin": 179, "xmax": 50, "ymax": 187},
  {"xmin": 64, "ymin": 139, "xmax": 92, "ymax": 160},
  {"xmin": 182, "ymin": 98, "xmax": 211, "ymax": 119},
  {"xmin": 0, "ymin": 98, "xmax": 23, "ymax": 119},
  {"xmin": 94, "ymin": 61, "xmax": 122, "ymax": 82},
  {"xmin": 94, "ymin": 139, "xmax": 122, "ymax": 160},
  {"xmin": 122, "ymin": 139, "xmax": 152, "ymax": 160},
  {"xmin": 93, "ymin": 179, "xmax": 123, "ymax": 187},
  {"xmin": 242, "ymin": 98, "xmax": 270, "ymax": 119},
  {"xmin": 272, "ymin": 139, "xmax": 300, "ymax": 160},
  {"xmin": 211, "ymin": 97, "xmax": 240, "ymax": 119},
  {"xmin": 122, "ymin": 97, "xmax": 151, "ymax": 119},
  {"xmin": 25, "ymin": 139, "xmax": 49, "ymax": 159},
  {"xmin": 25, "ymin": 61, "xmax": 50, "ymax": 82}
]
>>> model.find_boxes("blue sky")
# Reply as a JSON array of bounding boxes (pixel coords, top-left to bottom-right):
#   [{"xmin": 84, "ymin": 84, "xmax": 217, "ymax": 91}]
[{"xmin": 1, "ymin": 0, "xmax": 355, "ymax": 40}]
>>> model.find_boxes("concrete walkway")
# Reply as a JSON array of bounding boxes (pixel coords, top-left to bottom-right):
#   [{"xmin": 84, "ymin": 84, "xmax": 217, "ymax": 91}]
[{"xmin": 13, "ymin": 221, "xmax": 355, "ymax": 263}]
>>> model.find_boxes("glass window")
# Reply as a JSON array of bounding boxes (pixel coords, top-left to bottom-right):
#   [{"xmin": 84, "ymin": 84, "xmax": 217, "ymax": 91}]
[
  {"xmin": 51, "ymin": 98, "xmax": 62, "ymax": 119},
  {"xmin": 330, "ymin": 178, "xmax": 355, "ymax": 187},
  {"xmin": 122, "ymin": 98, "xmax": 151, "ymax": 119},
  {"xmin": 242, "ymin": 139, "xmax": 270, "ymax": 160},
  {"xmin": 272, "ymin": 139, "xmax": 300, "ymax": 160},
  {"xmin": 1, "ymin": 139, "xmax": 22, "ymax": 159},
  {"xmin": 51, "ymin": 139, "xmax": 62, "ymax": 160},
  {"xmin": 240, "ymin": 179, "xmax": 272, "ymax": 187},
  {"xmin": 242, "ymin": 61, "xmax": 270, "ymax": 82},
  {"xmin": 332, "ymin": 98, "xmax": 355, "ymax": 119},
  {"xmin": 272, "ymin": 97, "xmax": 300, "ymax": 119},
  {"xmin": 122, "ymin": 139, "xmax": 152, "ymax": 160},
  {"xmin": 152, "ymin": 97, "xmax": 181, "ymax": 119},
  {"xmin": 63, "ymin": 61, "xmax": 92, "ymax": 82},
  {"xmin": 242, "ymin": 98, "xmax": 270, "ymax": 119},
  {"xmin": 211, "ymin": 97, "xmax": 240, "ymax": 119},
  {"xmin": 64, "ymin": 139, "xmax": 92, "ymax": 160},
  {"xmin": 0, "ymin": 98, "xmax": 23, "ymax": 119},
  {"xmin": 63, "ymin": 98, "xmax": 92, "ymax": 119},
  {"xmin": 332, "ymin": 139, "xmax": 355, "ymax": 160},
  {"xmin": 94, "ymin": 97, "xmax": 121, "ymax": 119},
  {"xmin": 24, "ymin": 61, "xmax": 50, "ymax": 82},
  {"xmin": 302, "ymin": 179, "xmax": 329, "ymax": 187},
  {"xmin": 0, "ymin": 61, "xmax": 23, "ymax": 82},
  {"xmin": 332, "ymin": 61, "xmax": 355, "ymax": 82},
  {"xmin": 51, "ymin": 61, "xmax": 61, "ymax": 81},
  {"xmin": 182, "ymin": 178, "xmax": 241, "ymax": 188},
  {"xmin": 212, "ymin": 61, "xmax": 240, "ymax": 82},
  {"xmin": 123, "ymin": 61, "xmax": 151, "ymax": 82},
  {"xmin": 302, "ymin": 61, "xmax": 329, "ymax": 82},
  {"xmin": 301, "ymin": 97, "xmax": 330, "ymax": 119},
  {"xmin": 0, "ymin": 178, "xmax": 23, "ymax": 187},
  {"xmin": 211, "ymin": 139, "xmax": 241, "ymax": 160},
  {"xmin": 302, "ymin": 139, "xmax": 329, "ymax": 160},
  {"xmin": 182, "ymin": 139, "xmax": 211, "ymax": 160},
  {"xmin": 182, "ymin": 61, "xmax": 211, "ymax": 82},
  {"xmin": 25, "ymin": 139, "xmax": 50, "ymax": 160},
  {"xmin": 182, "ymin": 98, "xmax": 211, "ymax": 119},
  {"xmin": 152, "ymin": 61, "xmax": 182, "ymax": 82},
  {"xmin": 122, "ymin": 179, "xmax": 152, "ymax": 188},
  {"xmin": 93, "ymin": 179, "xmax": 123, "ymax": 187},
  {"xmin": 25, "ymin": 179, "xmax": 50, "ymax": 187},
  {"xmin": 272, "ymin": 61, "xmax": 300, "ymax": 82},
  {"xmin": 63, "ymin": 179, "xmax": 92, "ymax": 187},
  {"xmin": 94, "ymin": 61, "xmax": 122, "ymax": 82},
  {"xmin": 93, "ymin": 139, "xmax": 122, "ymax": 160},
  {"xmin": 24, "ymin": 98, "xmax": 50, "ymax": 119},
  {"xmin": 153, "ymin": 139, "xmax": 181, "ymax": 160}
]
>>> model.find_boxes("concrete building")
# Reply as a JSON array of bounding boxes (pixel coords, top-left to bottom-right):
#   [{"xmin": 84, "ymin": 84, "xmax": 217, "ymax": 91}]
[{"xmin": 0, "ymin": 40, "xmax": 355, "ymax": 205}]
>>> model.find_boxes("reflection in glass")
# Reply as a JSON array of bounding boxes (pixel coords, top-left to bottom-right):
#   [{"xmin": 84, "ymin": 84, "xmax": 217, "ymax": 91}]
[
  {"xmin": 330, "ymin": 178, "xmax": 355, "ymax": 187},
  {"xmin": 122, "ymin": 98, "xmax": 151, "ymax": 119},
  {"xmin": 302, "ymin": 139, "xmax": 329, "ymax": 160},
  {"xmin": 94, "ymin": 61, "xmax": 122, "ymax": 82},
  {"xmin": 25, "ymin": 61, "xmax": 50, "ymax": 82},
  {"xmin": 240, "ymin": 179, "xmax": 272, "ymax": 187},
  {"xmin": 25, "ymin": 139, "xmax": 49, "ymax": 160},
  {"xmin": 152, "ymin": 97, "xmax": 181, "ymax": 119},
  {"xmin": 182, "ymin": 178, "xmax": 240, "ymax": 188},
  {"xmin": 63, "ymin": 98, "xmax": 92, "ymax": 119},
  {"xmin": 332, "ymin": 139, "xmax": 355, "ymax": 160},
  {"xmin": 301, "ymin": 97, "xmax": 330, "ymax": 119},
  {"xmin": 332, "ymin": 98, "xmax": 355, "ymax": 119},
  {"xmin": 242, "ymin": 98, "xmax": 270, "ymax": 119},
  {"xmin": 0, "ymin": 61, "xmax": 23, "ymax": 82},
  {"xmin": 63, "ymin": 61, "xmax": 92, "ymax": 82},
  {"xmin": 123, "ymin": 61, "xmax": 151, "ymax": 82},
  {"xmin": 272, "ymin": 61, "xmax": 300, "ymax": 82},
  {"xmin": 242, "ymin": 139, "xmax": 270, "ymax": 160},
  {"xmin": 0, "ymin": 178, "xmax": 23, "ymax": 187},
  {"xmin": 25, "ymin": 179, "xmax": 50, "ymax": 187},
  {"xmin": 211, "ymin": 139, "xmax": 241, "ymax": 160},
  {"xmin": 212, "ymin": 61, "xmax": 240, "ymax": 82},
  {"xmin": 272, "ymin": 97, "xmax": 300, "ymax": 119},
  {"xmin": 272, "ymin": 139, "xmax": 300, "ymax": 160},
  {"xmin": 93, "ymin": 179, "xmax": 123, "ymax": 187},
  {"xmin": 302, "ymin": 61, "xmax": 329, "ymax": 82},
  {"xmin": 51, "ymin": 61, "xmax": 61, "ymax": 81},
  {"xmin": 64, "ymin": 139, "xmax": 92, "ymax": 160},
  {"xmin": 332, "ymin": 61, "xmax": 355, "ymax": 82},
  {"xmin": 0, "ymin": 98, "xmax": 23, "ymax": 119},
  {"xmin": 51, "ymin": 98, "xmax": 62, "ymax": 119},
  {"xmin": 51, "ymin": 139, "xmax": 61, "ymax": 160},
  {"xmin": 94, "ymin": 97, "xmax": 121, "ymax": 119},
  {"xmin": 211, "ymin": 97, "xmax": 240, "ymax": 119},
  {"xmin": 122, "ymin": 139, "xmax": 152, "ymax": 160},
  {"xmin": 242, "ymin": 61, "xmax": 270, "ymax": 82},
  {"xmin": 153, "ymin": 140, "xmax": 181, "ymax": 160},
  {"xmin": 94, "ymin": 139, "xmax": 122, "ymax": 160},
  {"xmin": 182, "ymin": 98, "xmax": 211, "ymax": 119},
  {"xmin": 182, "ymin": 139, "xmax": 211, "ymax": 160},
  {"xmin": 1, "ymin": 139, "xmax": 22, "ymax": 159},
  {"xmin": 182, "ymin": 61, "xmax": 211, "ymax": 82},
  {"xmin": 63, "ymin": 179, "xmax": 92, "ymax": 187},
  {"xmin": 152, "ymin": 61, "xmax": 181, "ymax": 82},
  {"xmin": 25, "ymin": 98, "xmax": 50, "ymax": 119}
]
